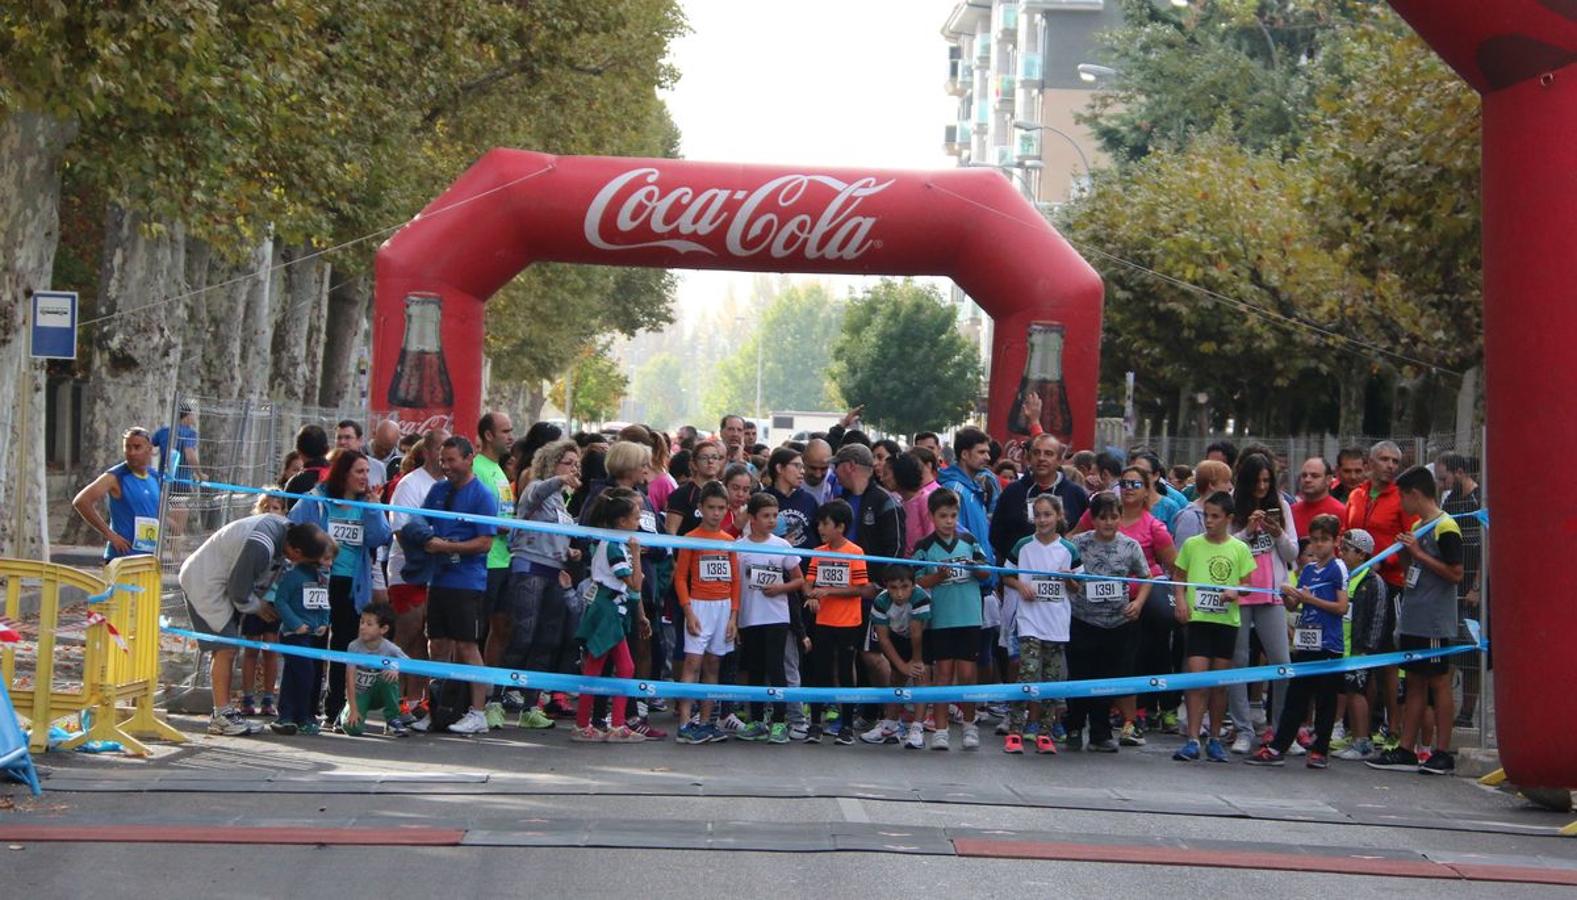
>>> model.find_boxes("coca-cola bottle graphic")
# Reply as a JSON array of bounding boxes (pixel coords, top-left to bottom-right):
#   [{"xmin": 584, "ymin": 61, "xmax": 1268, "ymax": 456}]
[
  {"xmin": 387, "ymin": 292, "xmax": 454, "ymax": 409},
  {"xmin": 1008, "ymin": 322, "xmax": 1073, "ymax": 438}
]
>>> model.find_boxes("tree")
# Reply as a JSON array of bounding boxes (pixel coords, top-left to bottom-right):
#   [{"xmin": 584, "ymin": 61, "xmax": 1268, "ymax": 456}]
[
  {"xmin": 550, "ymin": 344, "xmax": 628, "ymax": 425},
  {"xmin": 631, "ymin": 352, "xmax": 688, "ymax": 430},
  {"xmin": 704, "ymin": 282, "xmax": 845, "ymax": 419},
  {"xmin": 829, "ymin": 280, "xmax": 980, "ymax": 437}
]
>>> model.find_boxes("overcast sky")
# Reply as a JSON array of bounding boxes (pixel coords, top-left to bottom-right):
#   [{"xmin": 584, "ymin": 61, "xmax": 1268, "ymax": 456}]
[{"xmin": 660, "ymin": 0, "xmax": 961, "ymax": 317}]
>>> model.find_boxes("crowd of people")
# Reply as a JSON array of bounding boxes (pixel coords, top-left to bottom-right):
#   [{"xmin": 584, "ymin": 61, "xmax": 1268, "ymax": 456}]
[{"xmin": 73, "ymin": 406, "xmax": 1484, "ymax": 776}]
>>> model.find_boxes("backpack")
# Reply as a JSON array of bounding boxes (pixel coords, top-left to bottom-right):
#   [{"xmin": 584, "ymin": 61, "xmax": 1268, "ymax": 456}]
[{"xmin": 427, "ymin": 678, "xmax": 472, "ymax": 732}]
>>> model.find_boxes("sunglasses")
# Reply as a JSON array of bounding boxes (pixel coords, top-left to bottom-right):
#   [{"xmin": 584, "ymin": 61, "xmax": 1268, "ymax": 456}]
[{"xmin": 1119, "ymin": 479, "xmax": 1146, "ymax": 490}]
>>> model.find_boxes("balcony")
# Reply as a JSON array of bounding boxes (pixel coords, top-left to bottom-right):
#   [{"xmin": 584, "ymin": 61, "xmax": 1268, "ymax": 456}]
[
  {"xmin": 994, "ymin": 74, "xmax": 1017, "ymax": 108},
  {"xmin": 1015, "ymin": 128, "xmax": 1041, "ymax": 161},
  {"xmin": 974, "ymin": 34, "xmax": 991, "ymax": 63},
  {"xmin": 946, "ymin": 58, "xmax": 972, "ymax": 96},
  {"xmin": 1018, "ymin": 51, "xmax": 1043, "ymax": 87},
  {"xmin": 1023, "ymin": 0, "xmax": 1105, "ymax": 10},
  {"xmin": 997, "ymin": 2, "xmax": 1020, "ymax": 41}
]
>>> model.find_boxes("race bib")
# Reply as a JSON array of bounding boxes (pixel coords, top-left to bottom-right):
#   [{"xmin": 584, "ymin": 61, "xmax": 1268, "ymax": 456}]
[
  {"xmin": 1294, "ymin": 627, "xmax": 1323, "ymax": 651},
  {"xmin": 1405, "ymin": 565, "xmax": 1421, "ymax": 589},
  {"xmin": 639, "ymin": 511, "xmax": 658, "ymax": 533},
  {"xmin": 303, "ymin": 586, "xmax": 330, "ymax": 610},
  {"xmin": 581, "ymin": 579, "xmax": 598, "ymax": 602},
  {"xmin": 1033, "ymin": 578, "xmax": 1067, "ymax": 602},
  {"xmin": 556, "ymin": 509, "xmax": 575, "ymax": 526},
  {"xmin": 943, "ymin": 560, "xmax": 972, "ymax": 584},
  {"xmin": 749, "ymin": 565, "xmax": 783, "ymax": 589},
  {"xmin": 1084, "ymin": 580, "xmax": 1124, "ymax": 603},
  {"xmin": 818, "ymin": 561, "xmax": 850, "ymax": 588},
  {"xmin": 699, "ymin": 555, "xmax": 733, "ymax": 582},
  {"xmin": 1195, "ymin": 588, "xmax": 1227, "ymax": 613},
  {"xmin": 1250, "ymin": 532, "xmax": 1273, "ymax": 556},
  {"xmin": 132, "ymin": 516, "xmax": 160, "ymax": 553},
  {"xmin": 329, "ymin": 520, "xmax": 363, "ymax": 546}
]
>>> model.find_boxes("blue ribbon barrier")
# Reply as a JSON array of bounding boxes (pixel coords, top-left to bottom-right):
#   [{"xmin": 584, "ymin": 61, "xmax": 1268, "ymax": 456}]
[
  {"xmin": 180, "ymin": 478, "xmax": 1486, "ymax": 598},
  {"xmin": 163, "ymin": 621, "xmax": 1484, "ymax": 705}
]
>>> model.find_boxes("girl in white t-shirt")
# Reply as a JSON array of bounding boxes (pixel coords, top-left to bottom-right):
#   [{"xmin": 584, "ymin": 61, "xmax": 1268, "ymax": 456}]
[{"xmin": 1001, "ymin": 494, "xmax": 1080, "ymax": 754}]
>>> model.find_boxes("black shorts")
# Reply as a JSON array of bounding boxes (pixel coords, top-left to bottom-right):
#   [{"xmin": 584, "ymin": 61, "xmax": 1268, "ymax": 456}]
[
  {"xmin": 923, "ymin": 625, "xmax": 979, "ymax": 664},
  {"xmin": 1398, "ymin": 633, "xmax": 1454, "ymax": 675},
  {"xmin": 485, "ymin": 567, "xmax": 511, "ymax": 615},
  {"xmin": 1184, "ymin": 621, "xmax": 1237, "ymax": 662},
  {"xmin": 1343, "ymin": 667, "xmax": 1370, "ymax": 694},
  {"xmin": 240, "ymin": 613, "xmax": 279, "ymax": 638},
  {"xmin": 865, "ymin": 621, "xmax": 914, "ymax": 661},
  {"xmin": 427, "ymin": 586, "xmax": 485, "ymax": 643}
]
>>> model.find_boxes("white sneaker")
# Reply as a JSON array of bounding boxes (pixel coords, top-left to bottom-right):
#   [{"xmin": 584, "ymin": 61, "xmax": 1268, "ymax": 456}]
[
  {"xmin": 719, "ymin": 713, "xmax": 748, "ymax": 734},
  {"xmin": 905, "ymin": 723, "xmax": 925, "ymax": 750},
  {"xmin": 1331, "ymin": 721, "xmax": 1347, "ymax": 743},
  {"xmin": 1230, "ymin": 732, "xmax": 1254, "ymax": 755},
  {"xmin": 1288, "ymin": 741, "xmax": 1308, "ymax": 756},
  {"xmin": 448, "ymin": 709, "xmax": 489, "ymax": 735},
  {"xmin": 410, "ymin": 715, "xmax": 431, "ymax": 733},
  {"xmin": 1334, "ymin": 739, "xmax": 1374, "ymax": 761},
  {"xmin": 860, "ymin": 719, "xmax": 900, "ymax": 744},
  {"xmin": 962, "ymin": 725, "xmax": 981, "ymax": 751},
  {"xmin": 208, "ymin": 709, "xmax": 250, "ymax": 736},
  {"xmin": 930, "ymin": 729, "xmax": 951, "ymax": 751}
]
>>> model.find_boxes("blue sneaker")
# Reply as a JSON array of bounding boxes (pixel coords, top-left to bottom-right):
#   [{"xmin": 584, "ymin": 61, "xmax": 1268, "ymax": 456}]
[
  {"xmin": 1173, "ymin": 739, "xmax": 1201, "ymax": 762},
  {"xmin": 704, "ymin": 723, "xmax": 730, "ymax": 743},
  {"xmin": 737, "ymin": 721, "xmax": 770, "ymax": 742},
  {"xmin": 677, "ymin": 723, "xmax": 708, "ymax": 745},
  {"xmin": 1050, "ymin": 720, "xmax": 1066, "ymax": 742},
  {"xmin": 1205, "ymin": 737, "xmax": 1230, "ymax": 763}
]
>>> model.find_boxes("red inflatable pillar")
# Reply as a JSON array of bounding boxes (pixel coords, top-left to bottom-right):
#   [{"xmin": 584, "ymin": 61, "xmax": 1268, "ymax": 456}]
[{"xmin": 1388, "ymin": 0, "xmax": 1577, "ymax": 788}]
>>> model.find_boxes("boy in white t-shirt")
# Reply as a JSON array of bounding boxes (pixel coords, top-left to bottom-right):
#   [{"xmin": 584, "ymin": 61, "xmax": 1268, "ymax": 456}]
[
  {"xmin": 1002, "ymin": 494, "xmax": 1079, "ymax": 755},
  {"xmin": 735, "ymin": 492, "xmax": 805, "ymax": 744}
]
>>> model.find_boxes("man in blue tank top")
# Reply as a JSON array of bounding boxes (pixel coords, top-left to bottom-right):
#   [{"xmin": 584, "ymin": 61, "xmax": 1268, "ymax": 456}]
[{"xmin": 72, "ymin": 427, "xmax": 165, "ymax": 560}]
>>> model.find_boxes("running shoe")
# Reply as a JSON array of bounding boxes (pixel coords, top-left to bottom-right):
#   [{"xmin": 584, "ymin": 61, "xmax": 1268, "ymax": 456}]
[
  {"xmin": 677, "ymin": 723, "xmax": 709, "ymax": 745},
  {"xmin": 1229, "ymin": 732, "xmax": 1254, "ymax": 755},
  {"xmin": 387, "ymin": 720, "xmax": 411, "ymax": 737},
  {"xmin": 209, "ymin": 709, "xmax": 252, "ymax": 736},
  {"xmin": 1330, "ymin": 721, "xmax": 1347, "ymax": 744},
  {"xmin": 627, "ymin": 718, "xmax": 667, "ymax": 741},
  {"xmin": 1089, "ymin": 737, "xmax": 1119, "ymax": 753},
  {"xmin": 517, "ymin": 707, "xmax": 556, "ymax": 730},
  {"xmin": 860, "ymin": 720, "xmax": 901, "ymax": 745},
  {"xmin": 1003, "ymin": 733, "xmax": 1024, "ymax": 755},
  {"xmin": 647, "ymin": 697, "xmax": 668, "ymax": 713},
  {"xmin": 1063, "ymin": 728, "xmax": 1083, "ymax": 751},
  {"xmin": 1418, "ymin": 750, "xmax": 1455, "ymax": 776},
  {"xmin": 1119, "ymin": 722, "xmax": 1147, "ymax": 747},
  {"xmin": 449, "ymin": 709, "xmax": 489, "ymax": 735},
  {"xmin": 1173, "ymin": 739, "xmax": 1201, "ymax": 762},
  {"xmin": 905, "ymin": 723, "xmax": 925, "ymax": 750},
  {"xmin": 852, "ymin": 716, "xmax": 874, "ymax": 734},
  {"xmin": 267, "ymin": 720, "xmax": 298, "ymax": 736},
  {"xmin": 789, "ymin": 723, "xmax": 809, "ymax": 742},
  {"xmin": 835, "ymin": 726, "xmax": 856, "ymax": 746},
  {"xmin": 1205, "ymin": 738, "xmax": 1230, "ymax": 763},
  {"xmin": 1288, "ymin": 739, "xmax": 1308, "ymax": 757},
  {"xmin": 737, "ymin": 721, "xmax": 771, "ymax": 742},
  {"xmin": 719, "ymin": 713, "xmax": 748, "ymax": 735},
  {"xmin": 804, "ymin": 724, "xmax": 823, "ymax": 744},
  {"xmin": 1365, "ymin": 747, "xmax": 1421, "ymax": 771},
  {"xmin": 1159, "ymin": 711, "xmax": 1181, "ymax": 734},
  {"xmin": 701, "ymin": 723, "xmax": 729, "ymax": 743},
  {"xmin": 962, "ymin": 724, "xmax": 981, "ymax": 751},
  {"xmin": 1295, "ymin": 726, "xmax": 1314, "ymax": 749},
  {"xmin": 1244, "ymin": 745, "xmax": 1285, "ymax": 767},
  {"xmin": 605, "ymin": 725, "xmax": 648, "ymax": 744},
  {"xmin": 1034, "ymin": 733, "xmax": 1057, "ymax": 755},
  {"xmin": 500, "ymin": 689, "xmax": 527, "ymax": 712},
  {"xmin": 1306, "ymin": 751, "xmax": 1329, "ymax": 770},
  {"xmin": 922, "ymin": 715, "xmax": 938, "ymax": 733},
  {"xmin": 297, "ymin": 722, "xmax": 322, "ymax": 736},
  {"xmin": 570, "ymin": 725, "xmax": 607, "ymax": 742},
  {"xmin": 1334, "ymin": 738, "xmax": 1375, "ymax": 761},
  {"xmin": 930, "ymin": 729, "xmax": 950, "ymax": 751},
  {"xmin": 994, "ymin": 718, "xmax": 1013, "ymax": 736},
  {"xmin": 543, "ymin": 696, "xmax": 574, "ymax": 719},
  {"xmin": 410, "ymin": 715, "xmax": 431, "ymax": 733},
  {"xmin": 1049, "ymin": 721, "xmax": 1066, "ymax": 742},
  {"xmin": 768, "ymin": 723, "xmax": 790, "ymax": 745},
  {"xmin": 483, "ymin": 702, "xmax": 506, "ymax": 730}
]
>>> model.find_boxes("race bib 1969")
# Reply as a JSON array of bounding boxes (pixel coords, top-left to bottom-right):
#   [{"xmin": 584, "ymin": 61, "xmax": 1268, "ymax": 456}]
[
  {"xmin": 1294, "ymin": 627, "xmax": 1322, "ymax": 651},
  {"xmin": 1195, "ymin": 588, "xmax": 1226, "ymax": 613},
  {"xmin": 329, "ymin": 520, "xmax": 363, "ymax": 546},
  {"xmin": 303, "ymin": 586, "xmax": 330, "ymax": 610},
  {"xmin": 1033, "ymin": 578, "xmax": 1067, "ymax": 602},
  {"xmin": 699, "ymin": 555, "xmax": 733, "ymax": 582},
  {"xmin": 818, "ymin": 562, "xmax": 850, "ymax": 588},
  {"xmin": 1084, "ymin": 580, "xmax": 1123, "ymax": 603}
]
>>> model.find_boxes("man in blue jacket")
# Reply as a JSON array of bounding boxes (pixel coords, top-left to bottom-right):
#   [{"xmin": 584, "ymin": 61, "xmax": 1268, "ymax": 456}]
[{"xmin": 936, "ymin": 427, "xmax": 998, "ymax": 574}]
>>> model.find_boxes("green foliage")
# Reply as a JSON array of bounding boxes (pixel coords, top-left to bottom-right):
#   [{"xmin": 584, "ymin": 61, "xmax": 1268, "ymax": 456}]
[
  {"xmin": 829, "ymin": 280, "xmax": 979, "ymax": 437},
  {"xmin": 631, "ymin": 352, "xmax": 689, "ymax": 430},
  {"xmin": 704, "ymin": 283, "xmax": 845, "ymax": 420},
  {"xmin": 549, "ymin": 343, "xmax": 628, "ymax": 424}
]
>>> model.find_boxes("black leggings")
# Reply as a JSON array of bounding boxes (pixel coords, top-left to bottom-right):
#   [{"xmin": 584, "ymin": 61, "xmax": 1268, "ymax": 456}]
[
  {"xmin": 1066, "ymin": 617, "xmax": 1139, "ymax": 743},
  {"xmin": 321, "ymin": 575, "xmax": 359, "ymax": 722},
  {"xmin": 740, "ymin": 623, "xmax": 789, "ymax": 722},
  {"xmin": 810, "ymin": 622, "xmax": 862, "ymax": 725},
  {"xmin": 1269, "ymin": 650, "xmax": 1343, "ymax": 754}
]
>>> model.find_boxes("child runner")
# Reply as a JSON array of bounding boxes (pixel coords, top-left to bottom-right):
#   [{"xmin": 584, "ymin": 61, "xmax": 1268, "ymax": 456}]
[
  {"xmin": 913, "ymin": 488, "xmax": 992, "ymax": 751},
  {"xmin": 337, "ymin": 602, "xmax": 411, "ymax": 737},
  {"xmin": 1334, "ymin": 529, "xmax": 1384, "ymax": 760},
  {"xmin": 269, "ymin": 534, "xmax": 335, "ymax": 735},
  {"xmin": 1170, "ymin": 491, "xmax": 1257, "ymax": 763},
  {"xmin": 1247, "ymin": 514, "xmax": 1350, "ymax": 768},
  {"xmin": 735, "ymin": 492, "xmax": 805, "ymax": 744},
  {"xmin": 1067, "ymin": 492, "xmax": 1152, "ymax": 753},
  {"xmin": 572, "ymin": 488, "xmax": 650, "ymax": 744},
  {"xmin": 1368, "ymin": 465, "xmax": 1464, "ymax": 775},
  {"xmin": 240, "ymin": 490, "xmax": 286, "ymax": 717},
  {"xmin": 674, "ymin": 482, "xmax": 742, "ymax": 744},
  {"xmin": 804, "ymin": 499, "xmax": 869, "ymax": 745},
  {"xmin": 1002, "ymin": 494, "xmax": 1080, "ymax": 755},
  {"xmin": 860, "ymin": 567, "xmax": 931, "ymax": 748}
]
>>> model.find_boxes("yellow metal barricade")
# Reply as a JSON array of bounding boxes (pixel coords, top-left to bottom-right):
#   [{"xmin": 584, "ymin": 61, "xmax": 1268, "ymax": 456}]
[{"xmin": 1, "ymin": 557, "xmax": 184, "ymax": 755}]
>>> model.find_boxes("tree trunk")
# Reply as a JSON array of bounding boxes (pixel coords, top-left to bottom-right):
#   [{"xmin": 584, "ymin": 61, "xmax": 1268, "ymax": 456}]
[
  {"xmin": 268, "ymin": 243, "xmax": 329, "ymax": 405},
  {"xmin": 1338, "ymin": 365, "xmax": 1367, "ymax": 439},
  {"xmin": 1454, "ymin": 364, "xmax": 1481, "ymax": 453},
  {"xmin": 77, "ymin": 205, "xmax": 189, "ymax": 518},
  {"xmin": 192, "ymin": 240, "xmax": 270, "ymax": 400},
  {"xmin": 525, "ymin": 381, "xmax": 547, "ymax": 424},
  {"xmin": 318, "ymin": 272, "xmax": 369, "ymax": 408},
  {"xmin": 237, "ymin": 237, "xmax": 276, "ymax": 401},
  {"xmin": 0, "ymin": 111, "xmax": 75, "ymax": 557}
]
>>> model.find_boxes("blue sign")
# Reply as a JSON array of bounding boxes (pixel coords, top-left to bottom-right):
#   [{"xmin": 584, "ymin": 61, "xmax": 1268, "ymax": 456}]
[{"xmin": 30, "ymin": 290, "xmax": 77, "ymax": 359}]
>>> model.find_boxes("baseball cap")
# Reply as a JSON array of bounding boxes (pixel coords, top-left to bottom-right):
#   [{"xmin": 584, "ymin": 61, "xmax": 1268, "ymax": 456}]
[
  {"xmin": 1342, "ymin": 528, "xmax": 1375, "ymax": 556},
  {"xmin": 833, "ymin": 444, "xmax": 874, "ymax": 468}
]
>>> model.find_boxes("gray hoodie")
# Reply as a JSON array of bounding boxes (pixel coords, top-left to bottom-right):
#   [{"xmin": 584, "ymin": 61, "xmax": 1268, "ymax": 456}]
[{"xmin": 509, "ymin": 476, "xmax": 574, "ymax": 571}]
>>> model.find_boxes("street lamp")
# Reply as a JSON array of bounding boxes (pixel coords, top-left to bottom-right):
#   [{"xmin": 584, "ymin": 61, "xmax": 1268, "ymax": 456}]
[
  {"xmin": 1011, "ymin": 120, "xmax": 1092, "ymax": 189},
  {"xmin": 1077, "ymin": 63, "xmax": 1116, "ymax": 83}
]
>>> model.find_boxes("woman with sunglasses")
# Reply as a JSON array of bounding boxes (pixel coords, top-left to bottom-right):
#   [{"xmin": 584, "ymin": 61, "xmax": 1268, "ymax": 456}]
[{"xmin": 1070, "ymin": 464, "xmax": 1178, "ymax": 746}]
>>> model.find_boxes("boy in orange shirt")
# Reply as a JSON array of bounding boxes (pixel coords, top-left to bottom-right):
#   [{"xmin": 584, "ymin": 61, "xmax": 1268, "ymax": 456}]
[
  {"xmin": 674, "ymin": 481, "xmax": 741, "ymax": 744},
  {"xmin": 803, "ymin": 499, "xmax": 869, "ymax": 744}
]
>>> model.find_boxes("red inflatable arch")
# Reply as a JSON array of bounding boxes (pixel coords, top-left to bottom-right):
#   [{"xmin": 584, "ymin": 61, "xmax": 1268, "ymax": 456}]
[
  {"xmin": 1388, "ymin": 0, "xmax": 1577, "ymax": 787},
  {"xmin": 372, "ymin": 150, "xmax": 1103, "ymax": 449}
]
